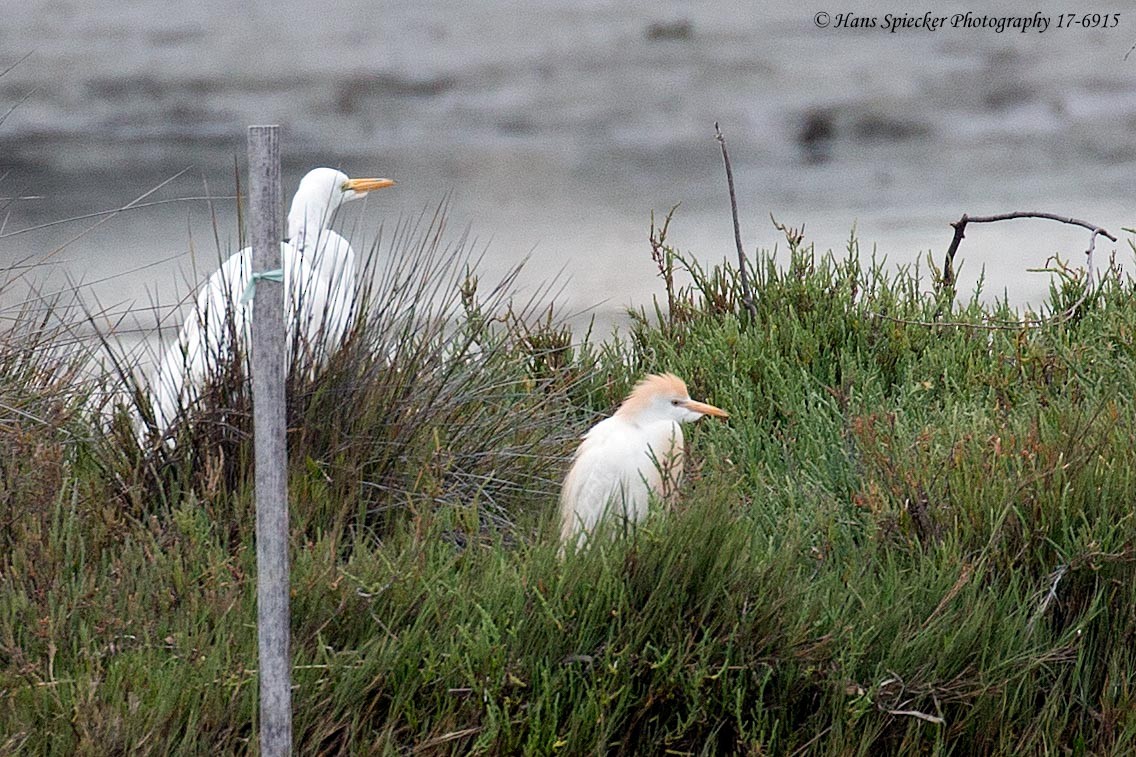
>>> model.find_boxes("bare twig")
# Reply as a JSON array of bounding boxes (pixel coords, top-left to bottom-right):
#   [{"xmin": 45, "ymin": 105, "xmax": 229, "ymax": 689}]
[
  {"xmin": 714, "ymin": 122, "xmax": 758, "ymax": 319},
  {"xmin": 940, "ymin": 211, "xmax": 1116, "ymax": 290},
  {"xmin": 874, "ymin": 306, "xmax": 1089, "ymax": 330},
  {"xmin": 883, "ymin": 707, "xmax": 946, "ymax": 725},
  {"xmin": 1083, "ymin": 227, "xmax": 1105, "ymax": 289},
  {"xmin": 771, "ymin": 215, "xmax": 806, "ymax": 248},
  {"xmin": 649, "ymin": 205, "xmax": 679, "ymax": 317},
  {"xmin": 876, "ymin": 674, "xmax": 946, "ymax": 725},
  {"xmin": 877, "ymin": 211, "xmax": 1117, "ymax": 331}
]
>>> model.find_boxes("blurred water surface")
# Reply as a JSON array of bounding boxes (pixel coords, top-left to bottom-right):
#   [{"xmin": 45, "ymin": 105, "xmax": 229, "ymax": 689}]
[{"xmin": 2, "ymin": 0, "xmax": 1134, "ymax": 335}]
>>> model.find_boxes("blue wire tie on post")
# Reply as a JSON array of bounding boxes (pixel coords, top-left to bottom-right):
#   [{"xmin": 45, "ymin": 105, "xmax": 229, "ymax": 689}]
[{"xmin": 240, "ymin": 268, "xmax": 285, "ymax": 304}]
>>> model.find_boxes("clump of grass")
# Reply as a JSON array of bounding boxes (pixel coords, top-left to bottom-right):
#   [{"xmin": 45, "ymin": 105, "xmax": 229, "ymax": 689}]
[
  {"xmin": 96, "ymin": 202, "xmax": 586, "ymax": 545},
  {"xmin": 3, "ymin": 199, "xmax": 1136, "ymax": 753}
]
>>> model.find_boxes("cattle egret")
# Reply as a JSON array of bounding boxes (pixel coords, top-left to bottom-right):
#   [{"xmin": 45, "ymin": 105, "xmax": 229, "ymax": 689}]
[
  {"xmin": 143, "ymin": 167, "xmax": 394, "ymax": 439},
  {"xmin": 558, "ymin": 372, "xmax": 728, "ymax": 547}
]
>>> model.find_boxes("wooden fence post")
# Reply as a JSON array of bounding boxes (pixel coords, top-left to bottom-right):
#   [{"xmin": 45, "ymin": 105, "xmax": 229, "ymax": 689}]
[{"xmin": 247, "ymin": 125, "xmax": 292, "ymax": 755}]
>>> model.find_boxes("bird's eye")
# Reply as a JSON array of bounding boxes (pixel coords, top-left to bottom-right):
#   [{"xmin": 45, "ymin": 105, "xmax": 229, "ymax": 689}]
[{"xmin": 670, "ymin": 399, "xmax": 681, "ymax": 406}]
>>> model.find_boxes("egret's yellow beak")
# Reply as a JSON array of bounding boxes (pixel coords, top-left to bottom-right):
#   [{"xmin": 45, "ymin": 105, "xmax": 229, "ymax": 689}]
[
  {"xmin": 343, "ymin": 177, "xmax": 396, "ymax": 193},
  {"xmin": 683, "ymin": 399, "xmax": 729, "ymax": 419}
]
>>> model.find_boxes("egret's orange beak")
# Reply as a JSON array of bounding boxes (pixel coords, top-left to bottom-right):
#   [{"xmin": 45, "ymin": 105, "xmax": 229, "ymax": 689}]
[
  {"xmin": 344, "ymin": 177, "xmax": 396, "ymax": 193},
  {"xmin": 683, "ymin": 399, "xmax": 729, "ymax": 419}
]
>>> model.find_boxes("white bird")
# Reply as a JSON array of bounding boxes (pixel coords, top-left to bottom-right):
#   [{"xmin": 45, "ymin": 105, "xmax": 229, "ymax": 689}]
[
  {"xmin": 558, "ymin": 372, "xmax": 728, "ymax": 548},
  {"xmin": 144, "ymin": 167, "xmax": 394, "ymax": 439}
]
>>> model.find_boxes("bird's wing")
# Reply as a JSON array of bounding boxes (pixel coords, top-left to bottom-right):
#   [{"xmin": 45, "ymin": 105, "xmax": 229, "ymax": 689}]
[
  {"xmin": 147, "ymin": 242, "xmax": 320, "ymax": 435},
  {"xmin": 559, "ymin": 418, "xmax": 654, "ymax": 541},
  {"xmin": 306, "ymin": 231, "xmax": 357, "ymax": 349},
  {"xmin": 641, "ymin": 420, "xmax": 684, "ymax": 503}
]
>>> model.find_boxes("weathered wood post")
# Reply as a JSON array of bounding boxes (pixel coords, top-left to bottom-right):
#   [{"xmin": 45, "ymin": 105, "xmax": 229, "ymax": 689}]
[{"xmin": 247, "ymin": 125, "xmax": 292, "ymax": 755}]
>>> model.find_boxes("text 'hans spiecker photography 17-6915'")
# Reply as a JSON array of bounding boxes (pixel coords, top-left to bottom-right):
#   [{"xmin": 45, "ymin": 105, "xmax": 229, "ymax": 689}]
[{"xmin": 813, "ymin": 10, "xmax": 1121, "ymax": 33}]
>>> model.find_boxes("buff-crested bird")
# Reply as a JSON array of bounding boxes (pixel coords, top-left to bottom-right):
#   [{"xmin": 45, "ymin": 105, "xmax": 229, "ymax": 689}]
[{"xmin": 558, "ymin": 373, "xmax": 728, "ymax": 548}]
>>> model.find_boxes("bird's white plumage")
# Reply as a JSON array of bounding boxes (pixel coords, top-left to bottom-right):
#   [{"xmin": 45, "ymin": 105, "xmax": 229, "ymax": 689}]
[
  {"xmin": 558, "ymin": 413, "xmax": 683, "ymax": 541},
  {"xmin": 143, "ymin": 167, "xmax": 392, "ymax": 439},
  {"xmin": 558, "ymin": 373, "xmax": 728, "ymax": 548}
]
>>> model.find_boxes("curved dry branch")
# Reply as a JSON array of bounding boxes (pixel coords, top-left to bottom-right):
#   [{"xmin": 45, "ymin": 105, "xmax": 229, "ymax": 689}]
[{"xmin": 940, "ymin": 211, "xmax": 1117, "ymax": 289}]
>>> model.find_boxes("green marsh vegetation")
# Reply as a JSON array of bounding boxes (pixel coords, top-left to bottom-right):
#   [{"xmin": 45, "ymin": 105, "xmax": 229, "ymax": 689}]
[{"xmin": 2, "ymin": 194, "xmax": 1136, "ymax": 754}]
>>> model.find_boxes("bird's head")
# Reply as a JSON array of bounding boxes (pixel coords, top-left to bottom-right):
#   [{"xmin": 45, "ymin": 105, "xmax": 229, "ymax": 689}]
[
  {"xmin": 287, "ymin": 167, "xmax": 395, "ymax": 241},
  {"xmin": 297, "ymin": 167, "xmax": 396, "ymax": 205},
  {"xmin": 616, "ymin": 372, "xmax": 729, "ymax": 425}
]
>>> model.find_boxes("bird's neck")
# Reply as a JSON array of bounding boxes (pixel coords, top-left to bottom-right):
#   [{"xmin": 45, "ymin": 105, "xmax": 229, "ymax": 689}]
[
  {"xmin": 287, "ymin": 204, "xmax": 334, "ymax": 249},
  {"xmin": 299, "ymin": 230, "xmax": 356, "ymax": 286},
  {"xmin": 288, "ymin": 206, "xmax": 355, "ymax": 281}
]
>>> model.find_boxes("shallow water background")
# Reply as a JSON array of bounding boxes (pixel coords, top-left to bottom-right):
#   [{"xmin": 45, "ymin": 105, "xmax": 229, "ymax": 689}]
[{"xmin": 2, "ymin": 0, "xmax": 1134, "ymax": 337}]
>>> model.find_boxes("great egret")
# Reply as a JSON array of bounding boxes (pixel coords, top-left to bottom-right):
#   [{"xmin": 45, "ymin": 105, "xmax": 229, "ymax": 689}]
[
  {"xmin": 558, "ymin": 373, "xmax": 728, "ymax": 547},
  {"xmin": 144, "ymin": 167, "xmax": 394, "ymax": 439}
]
